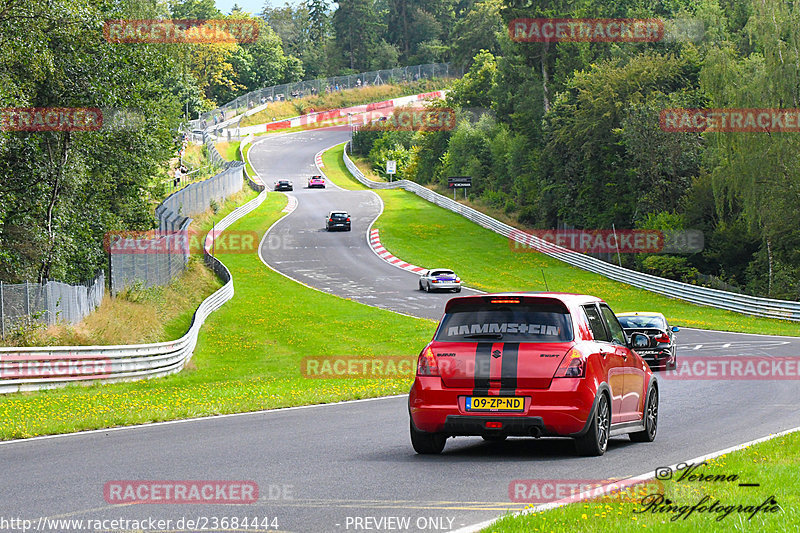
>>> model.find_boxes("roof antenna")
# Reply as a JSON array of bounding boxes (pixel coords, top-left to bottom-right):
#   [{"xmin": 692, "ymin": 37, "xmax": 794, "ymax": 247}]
[{"xmin": 541, "ymin": 268, "xmax": 549, "ymax": 291}]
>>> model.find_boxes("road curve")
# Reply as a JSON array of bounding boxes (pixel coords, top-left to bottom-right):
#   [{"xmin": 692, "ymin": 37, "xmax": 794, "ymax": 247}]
[{"xmin": 1, "ymin": 128, "xmax": 798, "ymax": 533}]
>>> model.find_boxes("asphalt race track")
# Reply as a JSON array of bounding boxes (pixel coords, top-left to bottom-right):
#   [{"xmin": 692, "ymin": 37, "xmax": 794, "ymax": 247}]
[{"xmin": 1, "ymin": 128, "xmax": 799, "ymax": 533}]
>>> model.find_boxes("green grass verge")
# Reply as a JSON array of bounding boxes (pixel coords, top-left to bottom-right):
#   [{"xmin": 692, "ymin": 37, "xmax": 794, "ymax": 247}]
[
  {"xmin": 321, "ymin": 143, "xmax": 800, "ymax": 336},
  {"xmin": 483, "ymin": 430, "xmax": 800, "ymax": 532},
  {"xmin": 0, "ymin": 193, "xmax": 433, "ymax": 440}
]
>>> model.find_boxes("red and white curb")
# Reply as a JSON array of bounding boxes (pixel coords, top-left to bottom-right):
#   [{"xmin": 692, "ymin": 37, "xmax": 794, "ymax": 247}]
[
  {"xmin": 315, "ymin": 152, "xmax": 324, "ymax": 168},
  {"xmin": 369, "ymin": 228, "xmax": 426, "ymax": 274},
  {"xmin": 282, "ymin": 195, "xmax": 297, "ymax": 213}
]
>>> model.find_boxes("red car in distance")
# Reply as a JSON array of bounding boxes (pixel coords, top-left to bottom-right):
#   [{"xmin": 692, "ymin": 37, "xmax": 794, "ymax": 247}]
[{"xmin": 408, "ymin": 292, "xmax": 658, "ymax": 456}]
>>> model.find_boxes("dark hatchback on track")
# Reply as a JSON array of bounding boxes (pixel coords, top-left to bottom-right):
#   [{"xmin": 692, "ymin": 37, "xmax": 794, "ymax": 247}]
[
  {"xmin": 408, "ymin": 292, "xmax": 659, "ymax": 456},
  {"xmin": 325, "ymin": 211, "xmax": 351, "ymax": 231}
]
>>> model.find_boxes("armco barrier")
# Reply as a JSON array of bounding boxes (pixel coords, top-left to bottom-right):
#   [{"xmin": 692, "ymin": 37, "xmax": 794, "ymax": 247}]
[
  {"xmin": 343, "ymin": 144, "xmax": 800, "ymax": 321},
  {"xmin": 0, "ymin": 189, "xmax": 268, "ymax": 394}
]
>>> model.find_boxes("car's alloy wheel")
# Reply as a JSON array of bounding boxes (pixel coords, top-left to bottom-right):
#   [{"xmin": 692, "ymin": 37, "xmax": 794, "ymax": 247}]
[
  {"xmin": 410, "ymin": 420, "xmax": 446, "ymax": 454},
  {"xmin": 425, "ymin": 282, "xmax": 430, "ymax": 293},
  {"xmin": 630, "ymin": 387, "xmax": 658, "ymax": 442},
  {"xmin": 576, "ymin": 393, "xmax": 610, "ymax": 456}
]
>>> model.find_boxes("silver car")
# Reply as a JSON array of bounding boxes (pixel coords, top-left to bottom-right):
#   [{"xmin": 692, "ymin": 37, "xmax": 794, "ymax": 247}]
[{"xmin": 419, "ymin": 269, "xmax": 461, "ymax": 293}]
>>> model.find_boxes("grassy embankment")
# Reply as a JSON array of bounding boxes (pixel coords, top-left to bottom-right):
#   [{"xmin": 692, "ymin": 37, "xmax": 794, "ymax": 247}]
[{"xmin": 322, "ymin": 142, "xmax": 800, "ymax": 336}]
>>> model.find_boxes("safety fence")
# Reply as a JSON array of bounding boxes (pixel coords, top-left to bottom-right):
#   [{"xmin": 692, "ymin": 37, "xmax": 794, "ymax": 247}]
[
  {"xmin": 0, "ymin": 273, "xmax": 105, "ymax": 338},
  {"xmin": 343, "ymin": 144, "xmax": 800, "ymax": 321},
  {"xmin": 109, "ymin": 134, "xmax": 245, "ymax": 293},
  {"xmin": 190, "ymin": 62, "xmax": 461, "ymax": 130},
  {"xmin": 204, "ymin": 90, "xmax": 447, "ymax": 142},
  {"xmin": 0, "ymin": 188, "xmax": 268, "ymax": 394}
]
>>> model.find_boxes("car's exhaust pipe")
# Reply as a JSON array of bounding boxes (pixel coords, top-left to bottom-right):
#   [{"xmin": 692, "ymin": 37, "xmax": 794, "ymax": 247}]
[{"xmin": 530, "ymin": 427, "xmax": 542, "ymax": 438}]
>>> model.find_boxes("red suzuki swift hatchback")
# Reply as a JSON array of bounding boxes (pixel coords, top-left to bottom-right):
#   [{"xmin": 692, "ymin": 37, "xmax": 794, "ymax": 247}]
[{"xmin": 408, "ymin": 293, "xmax": 658, "ymax": 456}]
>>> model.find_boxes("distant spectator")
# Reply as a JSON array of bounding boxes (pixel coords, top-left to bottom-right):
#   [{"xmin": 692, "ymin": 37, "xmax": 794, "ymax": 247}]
[{"xmin": 357, "ymin": 79, "xmax": 362, "ymax": 87}]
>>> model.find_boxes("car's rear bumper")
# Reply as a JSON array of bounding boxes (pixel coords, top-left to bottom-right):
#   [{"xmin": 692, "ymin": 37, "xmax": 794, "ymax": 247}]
[
  {"xmin": 637, "ymin": 347, "xmax": 675, "ymax": 368},
  {"xmin": 409, "ymin": 376, "xmax": 597, "ymax": 436},
  {"xmin": 327, "ymin": 224, "xmax": 350, "ymax": 230},
  {"xmin": 429, "ymin": 281, "xmax": 461, "ymax": 290}
]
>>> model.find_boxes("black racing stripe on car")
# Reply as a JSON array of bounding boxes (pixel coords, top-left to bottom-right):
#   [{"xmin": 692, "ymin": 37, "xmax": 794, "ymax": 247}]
[
  {"xmin": 473, "ymin": 343, "xmax": 492, "ymax": 396},
  {"xmin": 500, "ymin": 343, "xmax": 519, "ymax": 395}
]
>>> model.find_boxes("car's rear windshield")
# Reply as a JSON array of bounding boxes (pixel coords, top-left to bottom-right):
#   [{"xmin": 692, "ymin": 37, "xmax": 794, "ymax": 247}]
[
  {"xmin": 618, "ymin": 315, "xmax": 665, "ymax": 329},
  {"xmin": 330, "ymin": 213, "xmax": 348, "ymax": 219},
  {"xmin": 435, "ymin": 303, "xmax": 573, "ymax": 342},
  {"xmin": 431, "ymin": 270, "xmax": 454, "ymax": 277}
]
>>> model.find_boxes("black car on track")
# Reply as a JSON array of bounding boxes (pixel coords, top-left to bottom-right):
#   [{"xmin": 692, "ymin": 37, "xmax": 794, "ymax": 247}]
[
  {"xmin": 325, "ymin": 211, "xmax": 351, "ymax": 231},
  {"xmin": 617, "ymin": 312, "xmax": 679, "ymax": 371}
]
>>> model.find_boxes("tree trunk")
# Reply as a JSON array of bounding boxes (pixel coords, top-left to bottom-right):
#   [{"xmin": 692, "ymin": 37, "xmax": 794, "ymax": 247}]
[
  {"xmin": 541, "ymin": 42, "xmax": 550, "ymax": 114},
  {"xmin": 766, "ymin": 235, "xmax": 773, "ymax": 297},
  {"xmin": 38, "ymin": 132, "xmax": 71, "ymax": 283}
]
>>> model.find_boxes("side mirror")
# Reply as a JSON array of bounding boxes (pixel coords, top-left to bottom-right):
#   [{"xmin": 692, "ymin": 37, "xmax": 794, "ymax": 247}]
[
  {"xmin": 672, "ymin": 326, "xmax": 680, "ymax": 332},
  {"xmin": 630, "ymin": 332, "xmax": 650, "ymax": 349}
]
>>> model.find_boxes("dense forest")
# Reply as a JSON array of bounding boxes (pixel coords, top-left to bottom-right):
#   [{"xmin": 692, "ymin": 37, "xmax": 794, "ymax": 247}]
[
  {"xmin": 1, "ymin": 0, "xmax": 798, "ymax": 301},
  {"xmin": 353, "ymin": 0, "xmax": 800, "ymax": 299}
]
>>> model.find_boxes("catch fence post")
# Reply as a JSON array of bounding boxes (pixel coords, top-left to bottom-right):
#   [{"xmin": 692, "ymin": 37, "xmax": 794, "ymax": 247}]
[{"xmin": 0, "ymin": 281, "xmax": 4, "ymax": 339}]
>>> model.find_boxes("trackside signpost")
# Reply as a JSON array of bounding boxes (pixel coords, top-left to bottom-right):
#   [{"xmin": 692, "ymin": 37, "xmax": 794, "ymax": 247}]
[
  {"xmin": 386, "ymin": 160, "xmax": 396, "ymax": 182},
  {"xmin": 448, "ymin": 176, "xmax": 471, "ymax": 200}
]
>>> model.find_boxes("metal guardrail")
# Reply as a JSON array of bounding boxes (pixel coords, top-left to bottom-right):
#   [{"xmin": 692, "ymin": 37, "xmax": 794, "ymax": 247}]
[
  {"xmin": 0, "ymin": 189, "xmax": 268, "ymax": 394},
  {"xmin": 343, "ymin": 144, "xmax": 800, "ymax": 321}
]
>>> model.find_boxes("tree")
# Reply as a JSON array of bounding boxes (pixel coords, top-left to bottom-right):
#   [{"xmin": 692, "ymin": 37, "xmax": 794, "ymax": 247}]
[
  {"xmin": 261, "ymin": 2, "xmax": 310, "ymax": 57},
  {"xmin": 450, "ymin": 0, "xmax": 503, "ymax": 69},
  {"xmin": 307, "ymin": 0, "xmax": 329, "ymax": 41},
  {"xmin": 0, "ymin": 0, "xmax": 184, "ymax": 283},
  {"xmin": 332, "ymin": 0, "xmax": 387, "ymax": 71},
  {"xmin": 169, "ymin": 0, "xmax": 221, "ymax": 19}
]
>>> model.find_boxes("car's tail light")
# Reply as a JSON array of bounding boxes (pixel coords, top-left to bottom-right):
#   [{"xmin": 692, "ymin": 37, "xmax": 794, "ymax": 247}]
[
  {"xmin": 653, "ymin": 333, "xmax": 670, "ymax": 343},
  {"xmin": 346, "ymin": 218, "xmax": 350, "ymax": 222},
  {"xmin": 416, "ymin": 346, "xmax": 439, "ymax": 376},
  {"xmin": 432, "ymin": 279, "xmax": 439, "ymax": 283},
  {"xmin": 490, "ymin": 298, "xmax": 520, "ymax": 304},
  {"xmin": 455, "ymin": 277, "xmax": 461, "ymax": 282},
  {"xmin": 553, "ymin": 348, "xmax": 585, "ymax": 378}
]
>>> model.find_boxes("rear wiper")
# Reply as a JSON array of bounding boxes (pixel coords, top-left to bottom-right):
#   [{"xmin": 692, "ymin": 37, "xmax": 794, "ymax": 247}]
[{"xmin": 463, "ymin": 333, "xmax": 503, "ymax": 339}]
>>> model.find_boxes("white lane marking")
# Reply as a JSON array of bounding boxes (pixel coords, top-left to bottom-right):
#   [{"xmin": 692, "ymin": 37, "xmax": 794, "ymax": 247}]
[
  {"xmin": 693, "ymin": 344, "xmax": 703, "ymax": 350},
  {"xmin": 452, "ymin": 424, "xmax": 800, "ymax": 533},
  {"xmin": 722, "ymin": 343, "xmax": 731, "ymax": 348},
  {"xmin": 0, "ymin": 395, "xmax": 408, "ymax": 446},
  {"xmin": 680, "ymin": 326, "xmax": 800, "ymax": 340}
]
